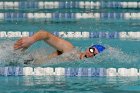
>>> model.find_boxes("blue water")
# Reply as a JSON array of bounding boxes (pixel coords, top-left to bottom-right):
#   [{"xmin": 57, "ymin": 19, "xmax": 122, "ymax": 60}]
[
  {"xmin": 0, "ymin": 76, "xmax": 140, "ymax": 93},
  {"xmin": 0, "ymin": 0, "xmax": 140, "ymax": 93},
  {"xmin": 0, "ymin": 19, "xmax": 140, "ymax": 92}
]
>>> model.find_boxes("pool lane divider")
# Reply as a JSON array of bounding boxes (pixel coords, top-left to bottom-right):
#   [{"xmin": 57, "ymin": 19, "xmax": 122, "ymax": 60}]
[
  {"xmin": 0, "ymin": 31, "xmax": 140, "ymax": 39},
  {"xmin": 0, "ymin": 67, "xmax": 139, "ymax": 76},
  {"xmin": 0, "ymin": 13, "xmax": 140, "ymax": 21},
  {"xmin": 0, "ymin": 1, "xmax": 139, "ymax": 9}
]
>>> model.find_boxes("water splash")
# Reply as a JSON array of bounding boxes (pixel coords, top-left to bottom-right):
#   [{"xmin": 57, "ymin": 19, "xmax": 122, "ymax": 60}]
[
  {"xmin": 0, "ymin": 40, "xmax": 25, "ymax": 66},
  {"xmin": 85, "ymin": 46, "xmax": 139, "ymax": 65}
]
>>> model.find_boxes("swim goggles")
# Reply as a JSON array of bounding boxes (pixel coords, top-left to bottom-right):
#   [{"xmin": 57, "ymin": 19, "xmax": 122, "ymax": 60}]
[{"xmin": 89, "ymin": 47, "xmax": 96, "ymax": 56}]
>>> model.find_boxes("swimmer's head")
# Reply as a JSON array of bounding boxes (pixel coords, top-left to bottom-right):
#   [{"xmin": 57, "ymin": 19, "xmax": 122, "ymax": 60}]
[{"xmin": 85, "ymin": 44, "xmax": 105, "ymax": 58}]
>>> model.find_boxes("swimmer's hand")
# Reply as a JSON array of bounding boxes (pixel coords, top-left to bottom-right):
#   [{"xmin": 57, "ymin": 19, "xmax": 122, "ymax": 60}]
[{"xmin": 14, "ymin": 37, "xmax": 35, "ymax": 50}]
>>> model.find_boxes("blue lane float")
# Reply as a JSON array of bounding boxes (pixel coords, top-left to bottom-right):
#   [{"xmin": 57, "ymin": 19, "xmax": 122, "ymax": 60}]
[
  {"xmin": 4, "ymin": 13, "xmax": 27, "ymax": 21},
  {"xmin": 89, "ymin": 32, "xmax": 119, "ymax": 39},
  {"xmin": 0, "ymin": 67, "xmax": 139, "ymax": 76},
  {"xmin": 19, "ymin": 2, "xmax": 38, "ymax": 9},
  {"xmin": 0, "ymin": 67, "xmax": 23, "ymax": 76}
]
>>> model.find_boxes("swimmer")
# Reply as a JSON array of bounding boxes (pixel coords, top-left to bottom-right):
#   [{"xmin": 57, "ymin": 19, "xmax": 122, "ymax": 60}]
[{"xmin": 14, "ymin": 30, "xmax": 105, "ymax": 64}]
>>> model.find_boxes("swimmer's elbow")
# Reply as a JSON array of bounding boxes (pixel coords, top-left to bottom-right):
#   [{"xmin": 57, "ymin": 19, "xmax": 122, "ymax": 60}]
[
  {"xmin": 32, "ymin": 30, "xmax": 50, "ymax": 41},
  {"xmin": 63, "ymin": 44, "xmax": 74, "ymax": 52}
]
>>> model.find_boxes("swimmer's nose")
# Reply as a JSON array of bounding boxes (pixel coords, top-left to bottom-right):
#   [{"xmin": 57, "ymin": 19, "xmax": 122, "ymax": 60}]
[{"xmin": 88, "ymin": 52, "xmax": 93, "ymax": 56}]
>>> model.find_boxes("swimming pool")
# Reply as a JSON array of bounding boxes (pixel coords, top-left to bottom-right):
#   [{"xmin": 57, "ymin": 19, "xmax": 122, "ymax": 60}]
[{"xmin": 0, "ymin": 0, "xmax": 140, "ymax": 93}]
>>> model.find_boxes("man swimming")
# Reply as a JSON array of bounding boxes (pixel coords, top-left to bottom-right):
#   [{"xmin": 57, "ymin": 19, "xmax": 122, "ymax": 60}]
[{"xmin": 14, "ymin": 30, "xmax": 105, "ymax": 65}]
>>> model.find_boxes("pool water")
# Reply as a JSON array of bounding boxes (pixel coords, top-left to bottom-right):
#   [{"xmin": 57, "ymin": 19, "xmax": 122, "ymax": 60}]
[
  {"xmin": 0, "ymin": 19, "xmax": 140, "ymax": 93},
  {"xmin": 0, "ymin": 0, "xmax": 140, "ymax": 93},
  {"xmin": 0, "ymin": 76, "xmax": 140, "ymax": 93}
]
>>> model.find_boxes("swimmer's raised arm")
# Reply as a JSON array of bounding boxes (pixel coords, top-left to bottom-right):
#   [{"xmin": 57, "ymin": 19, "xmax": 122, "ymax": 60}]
[{"xmin": 14, "ymin": 30, "xmax": 74, "ymax": 53}]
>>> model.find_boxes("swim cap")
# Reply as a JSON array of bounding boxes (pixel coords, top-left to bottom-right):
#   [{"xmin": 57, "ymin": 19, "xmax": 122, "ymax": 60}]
[{"xmin": 90, "ymin": 45, "xmax": 105, "ymax": 53}]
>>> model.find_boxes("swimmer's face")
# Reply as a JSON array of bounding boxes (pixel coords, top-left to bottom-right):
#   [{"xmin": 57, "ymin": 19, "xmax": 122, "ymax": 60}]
[{"xmin": 85, "ymin": 47, "xmax": 99, "ymax": 58}]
